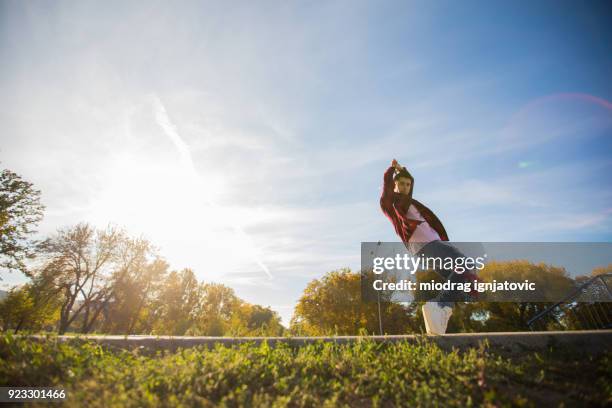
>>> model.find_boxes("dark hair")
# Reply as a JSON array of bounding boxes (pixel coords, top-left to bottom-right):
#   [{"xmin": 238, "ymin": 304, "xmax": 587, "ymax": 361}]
[{"xmin": 393, "ymin": 168, "xmax": 412, "ymax": 182}]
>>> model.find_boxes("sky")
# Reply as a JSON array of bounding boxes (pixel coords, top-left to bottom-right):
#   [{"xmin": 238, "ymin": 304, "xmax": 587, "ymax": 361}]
[{"xmin": 1, "ymin": 0, "xmax": 611, "ymax": 324}]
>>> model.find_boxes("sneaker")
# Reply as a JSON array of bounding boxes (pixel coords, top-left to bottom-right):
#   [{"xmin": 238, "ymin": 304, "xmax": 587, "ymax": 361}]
[{"xmin": 422, "ymin": 303, "xmax": 453, "ymax": 335}]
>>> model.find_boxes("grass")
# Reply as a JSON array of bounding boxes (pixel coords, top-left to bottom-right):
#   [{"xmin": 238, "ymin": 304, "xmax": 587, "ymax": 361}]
[{"xmin": 0, "ymin": 333, "xmax": 610, "ymax": 407}]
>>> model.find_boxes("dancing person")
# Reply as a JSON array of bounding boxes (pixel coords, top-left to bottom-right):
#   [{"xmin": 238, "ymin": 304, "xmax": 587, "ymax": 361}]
[{"xmin": 380, "ymin": 159, "xmax": 478, "ymax": 334}]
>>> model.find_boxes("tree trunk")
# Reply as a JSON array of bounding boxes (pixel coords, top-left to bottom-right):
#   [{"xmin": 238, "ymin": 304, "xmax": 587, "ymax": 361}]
[
  {"xmin": 80, "ymin": 305, "xmax": 90, "ymax": 333},
  {"xmin": 58, "ymin": 287, "xmax": 76, "ymax": 334},
  {"xmin": 83, "ymin": 297, "xmax": 110, "ymax": 333},
  {"xmin": 128, "ymin": 283, "xmax": 151, "ymax": 334},
  {"xmin": 14, "ymin": 317, "xmax": 25, "ymax": 333}
]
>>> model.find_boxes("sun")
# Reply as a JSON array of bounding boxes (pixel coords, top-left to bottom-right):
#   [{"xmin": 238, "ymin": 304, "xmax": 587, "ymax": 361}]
[{"xmin": 87, "ymin": 152, "xmax": 268, "ymax": 281}]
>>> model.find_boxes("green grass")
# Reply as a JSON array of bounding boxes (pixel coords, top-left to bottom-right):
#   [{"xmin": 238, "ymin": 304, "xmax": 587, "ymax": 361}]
[{"xmin": 0, "ymin": 334, "xmax": 609, "ymax": 407}]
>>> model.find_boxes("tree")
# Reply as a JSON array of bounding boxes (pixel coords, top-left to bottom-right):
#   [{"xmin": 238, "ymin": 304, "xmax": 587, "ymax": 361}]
[
  {"xmin": 151, "ymin": 269, "xmax": 201, "ymax": 335},
  {"xmin": 590, "ymin": 263, "xmax": 612, "ymax": 277},
  {"xmin": 32, "ymin": 223, "xmax": 152, "ymax": 334},
  {"xmin": 0, "ymin": 168, "xmax": 45, "ymax": 274},
  {"xmin": 0, "ymin": 286, "xmax": 33, "ymax": 331},
  {"xmin": 290, "ymin": 268, "xmax": 417, "ymax": 336},
  {"xmin": 0, "ymin": 278, "xmax": 60, "ymax": 332},
  {"xmin": 189, "ymin": 282, "xmax": 240, "ymax": 336},
  {"xmin": 36, "ymin": 223, "xmax": 121, "ymax": 333},
  {"xmin": 102, "ymin": 258, "xmax": 170, "ymax": 334},
  {"xmin": 226, "ymin": 303, "xmax": 285, "ymax": 337},
  {"xmin": 77, "ymin": 235, "xmax": 155, "ymax": 334},
  {"xmin": 463, "ymin": 260, "xmax": 575, "ymax": 332},
  {"xmin": 175, "ymin": 281, "xmax": 286, "ymax": 337},
  {"xmin": 241, "ymin": 304, "xmax": 284, "ymax": 336}
]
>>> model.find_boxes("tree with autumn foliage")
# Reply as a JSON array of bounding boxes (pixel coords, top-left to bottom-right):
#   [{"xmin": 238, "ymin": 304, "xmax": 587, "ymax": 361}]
[{"xmin": 290, "ymin": 268, "xmax": 419, "ymax": 335}]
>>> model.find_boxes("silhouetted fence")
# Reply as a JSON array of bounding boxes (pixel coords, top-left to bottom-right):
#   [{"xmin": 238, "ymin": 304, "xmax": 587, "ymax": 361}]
[{"xmin": 527, "ymin": 273, "xmax": 612, "ymax": 331}]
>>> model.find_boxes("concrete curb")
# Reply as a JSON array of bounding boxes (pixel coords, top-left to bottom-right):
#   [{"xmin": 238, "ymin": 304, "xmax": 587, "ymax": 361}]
[{"xmin": 28, "ymin": 330, "xmax": 612, "ymax": 354}]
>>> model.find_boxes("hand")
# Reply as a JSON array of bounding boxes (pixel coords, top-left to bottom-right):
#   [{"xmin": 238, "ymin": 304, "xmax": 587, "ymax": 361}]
[{"xmin": 391, "ymin": 159, "xmax": 401, "ymax": 171}]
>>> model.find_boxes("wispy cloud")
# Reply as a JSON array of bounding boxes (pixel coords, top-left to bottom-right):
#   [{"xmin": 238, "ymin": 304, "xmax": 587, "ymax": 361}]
[{"xmin": 150, "ymin": 94, "xmax": 273, "ymax": 279}]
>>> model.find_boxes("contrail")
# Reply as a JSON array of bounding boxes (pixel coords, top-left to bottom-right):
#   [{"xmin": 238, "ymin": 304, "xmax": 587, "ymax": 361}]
[{"xmin": 151, "ymin": 94, "xmax": 273, "ymax": 279}]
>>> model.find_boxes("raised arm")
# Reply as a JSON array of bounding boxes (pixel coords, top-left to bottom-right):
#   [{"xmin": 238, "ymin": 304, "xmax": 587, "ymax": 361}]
[{"xmin": 380, "ymin": 159, "xmax": 400, "ymax": 215}]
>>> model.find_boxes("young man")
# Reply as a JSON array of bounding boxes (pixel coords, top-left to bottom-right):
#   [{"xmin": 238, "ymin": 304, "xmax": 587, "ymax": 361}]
[{"xmin": 380, "ymin": 159, "xmax": 476, "ymax": 334}]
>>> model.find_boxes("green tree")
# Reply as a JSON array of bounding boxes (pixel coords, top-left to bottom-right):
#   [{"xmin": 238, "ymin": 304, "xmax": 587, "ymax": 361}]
[
  {"xmin": 290, "ymin": 268, "xmax": 417, "ymax": 336},
  {"xmin": 102, "ymin": 258, "xmax": 169, "ymax": 334},
  {"xmin": 189, "ymin": 282, "xmax": 240, "ymax": 336},
  {"xmin": 0, "ymin": 168, "xmax": 45, "ymax": 274},
  {"xmin": 226, "ymin": 303, "xmax": 285, "ymax": 337},
  {"xmin": 151, "ymin": 269, "xmax": 201, "ymax": 335},
  {"xmin": 180, "ymin": 282, "xmax": 286, "ymax": 337},
  {"xmin": 0, "ymin": 278, "xmax": 60, "ymax": 332},
  {"xmin": 463, "ymin": 260, "xmax": 575, "ymax": 332},
  {"xmin": 242, "ymin": 304, "xmax": 284, "ymax": 336}
]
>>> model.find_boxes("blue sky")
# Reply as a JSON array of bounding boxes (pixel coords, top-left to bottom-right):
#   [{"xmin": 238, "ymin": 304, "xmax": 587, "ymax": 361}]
[{"xmin": 1, "ymin": 0, "xmax": 611, "ymax": 324}]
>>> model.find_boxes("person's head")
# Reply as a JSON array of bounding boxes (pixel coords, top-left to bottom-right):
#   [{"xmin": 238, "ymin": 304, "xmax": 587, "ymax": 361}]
[{"xmin": 393, "ymin": 169, "xmax": 413, "ymax": 195}]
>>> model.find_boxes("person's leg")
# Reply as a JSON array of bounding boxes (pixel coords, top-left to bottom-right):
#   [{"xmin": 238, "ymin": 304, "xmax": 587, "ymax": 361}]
[
  {"xmin": 418, "ymin": 240, "xmax": 475, "ymax": 305},
  {"xmin": 417, "ymin": 240, "xmax": 475, "ymax": 334}
]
